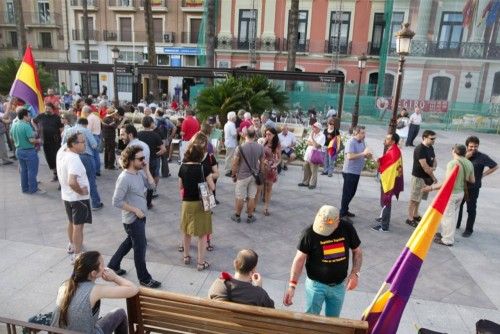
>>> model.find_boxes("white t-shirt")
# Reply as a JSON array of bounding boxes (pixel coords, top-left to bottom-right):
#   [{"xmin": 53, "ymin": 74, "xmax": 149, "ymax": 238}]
[
  {"xmin": 409, "ymin": 112, "xmax": 422, "ymax": 125},
  {"xmin": 278, "ymin": 131, "xmax": 296, "ymax": 151},
  {"xmin": 57, "ymin": 146, "xmax": 90, "ymax": 202},
  {"xmin": 224, "ymin": 121, "xmax": 238, "ymax": 148},
  {"xmin": 304, "ymin": 131, "xmax": 326, "ymax": 162}
]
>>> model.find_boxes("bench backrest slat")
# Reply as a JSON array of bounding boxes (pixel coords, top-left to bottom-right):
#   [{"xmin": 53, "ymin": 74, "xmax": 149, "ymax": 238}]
[{"xmin": 128, "ymin": 288, "xmax": 368, "ymax": 334}]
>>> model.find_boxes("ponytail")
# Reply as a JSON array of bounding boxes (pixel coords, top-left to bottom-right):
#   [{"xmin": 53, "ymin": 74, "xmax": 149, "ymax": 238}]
[{"xmin": 58, "ymin": 251, "xmax": 101, "ymax": 328}]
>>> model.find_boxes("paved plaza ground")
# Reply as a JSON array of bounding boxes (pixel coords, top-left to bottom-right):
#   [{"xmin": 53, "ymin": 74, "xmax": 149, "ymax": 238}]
[{"xmin": 0, "ymin": 124, "xmax": 499, "ymax": 333}]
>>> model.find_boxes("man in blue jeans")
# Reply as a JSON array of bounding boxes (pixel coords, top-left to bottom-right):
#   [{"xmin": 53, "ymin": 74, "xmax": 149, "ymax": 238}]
[
  {"xmin": 108, "ymin": 145, "xmax": 161, "ymax": 288},
  {"xmin": 62, "ymin": 118, "xmax": 103, "ymax": 210},
  {"xmin": 9, "ymin": 108, "xmax": 44, "ymax": 194},
  {"xmin": 283, "ymin": 205, "xmax": 362, "ymax": 317},
  {"xmin": 340, "ymin": 126, "xmax": 372, "ymax": 220}
]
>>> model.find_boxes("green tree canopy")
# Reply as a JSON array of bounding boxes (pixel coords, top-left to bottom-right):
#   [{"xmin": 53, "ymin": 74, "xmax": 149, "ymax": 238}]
[
  {"xmin": 0, "ymin": 57, "xmax": 55, "ymax": 96},
  {"xmin": 195, "ymin": 75, "xmax": 288, "ymax": 122}
]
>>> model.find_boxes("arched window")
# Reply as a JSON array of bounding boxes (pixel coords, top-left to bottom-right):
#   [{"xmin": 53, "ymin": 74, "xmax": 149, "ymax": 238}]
[
  {"xmin": 430, "ymin": 76, "xmax": 451, "ymax": 100},
  {"xmin": 492, "ymin": 72, "xmax": 500, "ymax": 97}
]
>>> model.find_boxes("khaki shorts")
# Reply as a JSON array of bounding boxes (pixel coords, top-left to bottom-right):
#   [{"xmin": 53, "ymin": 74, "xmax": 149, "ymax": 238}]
[
  {"xmin": 410, "ymin": 176, "xmax": 429, "ymax": 202},
  {"xmin": 235, "ymin": 175, "xmax": 257, "ymax": 200}
]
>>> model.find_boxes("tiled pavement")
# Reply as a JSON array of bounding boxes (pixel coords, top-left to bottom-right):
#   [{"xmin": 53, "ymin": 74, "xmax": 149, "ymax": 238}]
[{"xmin": 1, "ymin": 124, "xmax": 499, "ymax": 333}]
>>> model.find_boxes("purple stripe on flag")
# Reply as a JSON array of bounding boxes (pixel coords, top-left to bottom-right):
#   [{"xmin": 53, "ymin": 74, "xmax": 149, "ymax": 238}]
[
  {"xmin": 371, "ymin": 294, "xmax": 408, "ymax": 334},
  {"xmin": 324, "ymin": 252, "xmax": 346, "ymax": 260},
  {"xmin": 386, "ymin": 247, "xmax": 423, "ymax": 298},
  {"xmin": 9, "ymin": 80, "xmax": 40, "ymax": 114}
]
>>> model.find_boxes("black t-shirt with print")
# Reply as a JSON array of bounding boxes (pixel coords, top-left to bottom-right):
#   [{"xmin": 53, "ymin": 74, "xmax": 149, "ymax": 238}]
[
  {"xmin": 178, "ymin": 163, "xmax": 212, "ymax": 201},
  {"xmin": 412, "ymin": 143, "xmax": 435, "ymax": 178},
  {"xmin": 298, "ymin": 221, "xmax": 361, "ymax": 285}
]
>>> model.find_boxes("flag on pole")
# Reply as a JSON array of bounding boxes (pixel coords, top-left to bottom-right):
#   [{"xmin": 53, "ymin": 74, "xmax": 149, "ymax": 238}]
[
  {"xmin": 378, "ymin": 143, "xmax": 403, "ymax": 200},
  {"xmin": 362, "ymin": 165, "xmax": 460, "ymax": 334},
  {"xmin": 477, "ymin": 0, "xmax": 500, "ymax": 27},
  {"xmin": 462, "ymin": 0, "xmax": 478, "ymax": 27},
  {"xmin": 9, "ymin": 46, "xmax": 44, "ymax": 116},
  {"xmin": 327, "ymin": 135, "xmax": 340, "ymax": 158}
]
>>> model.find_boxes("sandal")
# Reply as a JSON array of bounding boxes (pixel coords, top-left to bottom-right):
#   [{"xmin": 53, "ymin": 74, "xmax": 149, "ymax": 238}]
[
  {"xmin": 263, "ymin": 209, "xmax": 270, "ymax": 216},
  {"xmin": 183, "ymin": 255, "xmax": 191, "ymax": 265},
  {"xmin": 206, "ymin": 244, "xmax": 214, "ymax": 252},
  {"xmin": 178, "ymin": 245, "xmax": 184, "ymax": 252},
  {"xmin": 197, "ymin": 261, "xmax": 210, "ymax": 271}
]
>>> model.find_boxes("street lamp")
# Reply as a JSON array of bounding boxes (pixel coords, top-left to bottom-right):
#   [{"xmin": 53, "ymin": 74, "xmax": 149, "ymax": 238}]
[
  {"xmin": 388, "ymin": 23, "xmax": 415, "ymax": 134},
  {"xmin": 350, "ymin": 53, "xmax": 368, "ymax": 133},
  {"xmin": 111, "ymin": 46, "xmax": 120, "ymax": 108}
]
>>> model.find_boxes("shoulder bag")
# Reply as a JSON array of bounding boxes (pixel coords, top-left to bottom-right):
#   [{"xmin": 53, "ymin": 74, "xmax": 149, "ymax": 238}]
[
  {"xmin": 238, "ymin": 145, "xmax": 263, "ymax": 186},
  {"xmin": 198, "ymin": 164, "xmax": 217, "ymax": 212}
]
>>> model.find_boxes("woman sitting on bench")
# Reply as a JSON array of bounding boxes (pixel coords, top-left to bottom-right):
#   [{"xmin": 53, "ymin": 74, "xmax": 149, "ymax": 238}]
[{"xmin": 51, "ymin": 251, "xmax": 139, "ymax": 334}]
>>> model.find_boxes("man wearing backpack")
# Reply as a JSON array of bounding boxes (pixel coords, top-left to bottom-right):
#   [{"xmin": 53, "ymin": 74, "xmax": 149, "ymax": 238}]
[{"xmin": 154, "ymin": 109, "xmax": 175, "ymax": 177}]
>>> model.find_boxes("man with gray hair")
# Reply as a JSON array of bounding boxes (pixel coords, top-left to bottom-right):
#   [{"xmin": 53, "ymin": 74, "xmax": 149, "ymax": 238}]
[
  {"xmin": 239, "ymin": 111, "xmax": 252, "ymax": 137},
  {"xmin": 224, "ymin": 111, "xmax": 238, "ymax": 176}
]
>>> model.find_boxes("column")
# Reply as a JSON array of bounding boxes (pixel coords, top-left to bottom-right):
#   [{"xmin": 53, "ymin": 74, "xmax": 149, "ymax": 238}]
[{"xmin": 414, "ymin": 0, "xmax": 432, "ymax": 41}]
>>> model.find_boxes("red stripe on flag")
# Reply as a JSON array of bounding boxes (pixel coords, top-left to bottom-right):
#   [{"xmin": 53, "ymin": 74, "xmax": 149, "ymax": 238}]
[{"xmin": 432, "ymin": 165, "xmax": 459, "ymax": 214}]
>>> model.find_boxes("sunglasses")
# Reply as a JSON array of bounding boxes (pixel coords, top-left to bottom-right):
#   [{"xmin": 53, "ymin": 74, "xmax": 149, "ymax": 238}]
[
  {"xmin": 135, "ymin": 156, "xmax": 145, "ymax": 161},
  {"xmin": 429, "ymin": 137, "xmax": 436, "ymax": 140}
]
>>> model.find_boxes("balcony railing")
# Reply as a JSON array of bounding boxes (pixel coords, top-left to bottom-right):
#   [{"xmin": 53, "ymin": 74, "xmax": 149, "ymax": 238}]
[
  {"xmin": 0, "ymin": 12, "xmax": 15, "ymax": 25},
  {"xmin": 325, "ymin": 38, "xmax": 351, "ymax": 54},
  {"xmin": 181, "ymin": 31, "xmax": 201, "ymax": 44},
  {"xmin": 139, "ymin": 0, "xmax": 166, "ymax": 8},
  {"xmin": 388, "ymin": 40, "xmax": 500, "ymax": 60},
  {"xmin": 23, "ymin": 12, "xmax": 62, "ymax": 26},
  {"xmin": 108, "ymin": 0, "xmax": 138, "ymax": 7},
  {"xmin": 72, "ymin": 29, "xmax": 100, "ymax": 41},
  {"xmin": 280, "ymin": 38, "xmax": 310, "ymax": 52},
  {"xmin": 70, "ymin": 0, "xmax": 98, "ymax": 7}
]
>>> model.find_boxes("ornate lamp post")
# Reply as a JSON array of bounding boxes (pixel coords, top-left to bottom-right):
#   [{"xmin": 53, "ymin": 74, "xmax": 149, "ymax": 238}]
[
  {"xmin": 388, "ymin": 23, "xmax": 415, "ymax": 134},
  {"xmin": 111, "ymin": 46, "xmax": 120, "ymax": 108},
  {"xmin": 350, "ymin": 53, "xmax": 368, "ymax": 133}
]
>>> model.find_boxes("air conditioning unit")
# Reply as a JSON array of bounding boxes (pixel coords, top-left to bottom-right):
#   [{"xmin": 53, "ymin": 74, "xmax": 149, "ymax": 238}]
[{"xmin": 164, "ymin": 33, "xmax": 174, "ymax": 43}]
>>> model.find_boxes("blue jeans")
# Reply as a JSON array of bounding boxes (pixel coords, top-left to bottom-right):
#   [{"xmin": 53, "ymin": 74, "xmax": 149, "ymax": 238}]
[
  {"xmin": 79, "ymin": 153, "xmax": 101, "ymax": 207},
  {"xmin": 340, "ymin": 173, "xmax": 360, "ymax": 216},
  {"xmin": 108, "ymin": 217, "xmax": 152, "ymax": 283},
  {"xmin": 323, "ymin": 153, "xmax": 336, "ymax": 176},
  {"xmin": 305, "ymin": 277, "xmax": 346, "ymax": 317},
  {"xmin": 16, "ymin": 148, "xmax": 39, "ymax": 193},
  {"xmin": 93, "ymin": 134, "xmax": 101, "ymax": 174}
]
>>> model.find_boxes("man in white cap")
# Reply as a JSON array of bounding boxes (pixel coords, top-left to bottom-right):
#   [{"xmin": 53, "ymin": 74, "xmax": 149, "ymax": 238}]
[
  {"xmin": 298, "ymin": 122, "xmax": 325, "ymax": 189},
  {"xmin": 283, "ymin": 205, "xmax": 362, "ymax": 317}
]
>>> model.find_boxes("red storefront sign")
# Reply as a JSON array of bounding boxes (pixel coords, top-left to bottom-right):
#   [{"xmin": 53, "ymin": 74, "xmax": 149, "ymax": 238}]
[{"xmin": 377, "ymin": 97, "xmax": 449, "ymax": 113}]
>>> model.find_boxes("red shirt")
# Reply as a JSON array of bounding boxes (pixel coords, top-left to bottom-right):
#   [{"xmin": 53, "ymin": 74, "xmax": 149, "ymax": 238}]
[
  {"xmin": 98, "ymin": 107, "xmax": 107, "ymax": 119},
  {"xmin": 239, "ymin": 119, "xmax": 252, "ymax": 133},
  {"xmin": 181, "ymin": 115, "xmax": 200, "ymax": 141},
  {"xmin": 44, "ymin": 95, "xmax": 60, "ymax": 114}
]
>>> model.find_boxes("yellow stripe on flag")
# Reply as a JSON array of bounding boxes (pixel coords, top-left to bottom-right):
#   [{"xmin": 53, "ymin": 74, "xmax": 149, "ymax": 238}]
[
  {"xmin": 380, "ymin": 159, "xmax": 401, "ymax": 193},
  {"xmin": 371, "ymin": 290, "xmax": 393, "ymax": 313},
  {"xmin": 16, "ymin": 61, "xmax": 44, "ymax": 109},
  {"xmin": 324, "ymin": 248, "xmax": 345, "ymax": 255},
  {"xmin": 406, "ymin": 207, "xmax": 443, "ymax": 261}
]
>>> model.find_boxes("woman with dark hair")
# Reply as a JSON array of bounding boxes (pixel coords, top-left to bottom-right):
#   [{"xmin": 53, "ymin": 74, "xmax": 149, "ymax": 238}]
[
  {"xmin": 51, "ymin": 251, "xmax": 138, "ymax": 333},
  {"xmin": 262, "ymin": 127, "xmax": 281, "ymax": 216},
  {"xmin": 178, "ymin": 132, "xmax": 215, "ymax": 271}
]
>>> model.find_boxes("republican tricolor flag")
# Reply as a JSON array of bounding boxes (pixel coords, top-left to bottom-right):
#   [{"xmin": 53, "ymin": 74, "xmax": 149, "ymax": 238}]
[
  {"xmin": 9, "ymin": 46, "xmax": 44, "ymax": 115},
  {"xmin": 362, "ymin": 165, "xmax": 459, "ymax": 334},
  {"xmin": 327, "ymin": 135, "xmax": 340, "ymax": 158},
  {"xmin": 378, "ymin": 143, "xmax": 404, "ymax": 204}
]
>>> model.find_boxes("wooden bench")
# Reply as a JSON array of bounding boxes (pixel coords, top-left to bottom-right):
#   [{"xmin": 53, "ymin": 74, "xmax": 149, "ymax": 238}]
[
  {"xmin": 0, "ymin": 316, "xmax": 80, "ymax": 334},
  {"xmin": 126, "ymin": 288, "xmax": 368, "ymax": 334}
]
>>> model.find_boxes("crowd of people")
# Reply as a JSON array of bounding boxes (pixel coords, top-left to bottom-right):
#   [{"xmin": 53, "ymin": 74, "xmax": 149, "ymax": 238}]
[{"xmin": 1, "ymin": 88, "xmax": 498, "ymax": 332}]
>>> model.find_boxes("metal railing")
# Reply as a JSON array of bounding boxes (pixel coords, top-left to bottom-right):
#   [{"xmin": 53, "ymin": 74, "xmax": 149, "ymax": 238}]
[
  {"xmin": 324, "ymin": 38, "xmax": 351, "ymax": 54},
  {"xmin": 70, "ymin": 0, "xmax": 99, "ymax": 6},
  {"xmin": 108, "ymin": 0, "xmax": 138, "ymax": 7},
  {"xmin": 72, "ymin": 29, "xmax": 100, "ymax": 41},
  {"xmin": 1, "ymin": 12, "xmax": 16, "ymax": 24},
  {"xmin": 388, "ymin": 40, "xmax": 500, "ymax": 60},
  {"xmin": 23, "ymin": 12, "xmax": 63, "ymax": 26}
]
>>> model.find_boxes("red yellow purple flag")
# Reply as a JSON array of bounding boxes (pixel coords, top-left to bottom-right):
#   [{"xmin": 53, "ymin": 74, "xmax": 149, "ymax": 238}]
[
  {"xmin": 362, "ymin": 165, "xmax": 459, "ymax": 334},
  {"xmin": 327, "ymin": 135, "xmax": 340, "ymax": 157},
  {"xmin": 378, "ymin": 143, "xmax": 403, "ymax": 196},
  {"xmin": 9, "ymin": 46, "xmax": 44, "ymax": 115}
]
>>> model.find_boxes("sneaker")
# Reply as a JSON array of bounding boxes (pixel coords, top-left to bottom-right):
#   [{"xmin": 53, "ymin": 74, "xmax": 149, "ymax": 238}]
[
  {"xmin": 413, "ymin": 215, "xmax": 422, "ymax": 222},
  {"xmin": 371, "ymin": 225, "xmax": 389, "ymax": 232},
  {"xmin": 247, "ymin": 215, "xmax": 257, "ymax": 224},
  {"xmin": 140, "ymin": 279, "xmax": 161, "ymax": 288},
  {"xmin": 321, "ymin": 172, "xmax": 328, "ymax": 175},
  {"xmin": 67, "ymin": 243, "xmax": 75, "ymax": 254},
  {"xmin": 375, "ymin": 217, "xmax": 382, "ymax": 223},
  {"xmin": 434, "ymin": 238, "xmax": 453, "ymax": 247},
  {"xmin": 434, "ymin": 232, "xmax": 443, "ymax": 239},
  {"xmin": 230, "ymin": 214, "xmax": 241, "ymax": 223},
  {"xmin": 328, "ymin": 174, "xmax": 333, "ymax": 177},
  {"xmin": 283, "ymin": 165, "xmax": 288, "ymax": 171},
  {"xmin": 92, "ymin": 203, "xmax": 104, "ymax": 211},
  {"xmin": 462, "ymin": 231, "xmax": 472, "ymax": 238},
  {"xmin": 405, "ymin": 219, "xmax": 418, "ymax": 228},
  {"xmin": 298, "ymin": 183, "xmax": 308, "ymax": 187},
  {"xmin": 114, "ymin": 268, "xmax": 127, "ymax": 276},
  {"xmin": 70, "ymin": 253, "xmax": 80, "ymax": 265},
  {"xmin": 34, "ymin": 188, "xmax": 47, "ymax": 195},
  {"xmin": 346, "ymin": 211, "xmax": 356, "ymax": 217},
  {"xmin": 308, "ymin": 185, "xmax": 316, "ymax": 190}
]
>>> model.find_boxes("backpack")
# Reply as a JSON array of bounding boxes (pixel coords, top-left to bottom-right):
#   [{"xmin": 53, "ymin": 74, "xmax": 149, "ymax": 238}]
[{"xmin": 23, "ymin": 312, "xmax": 53, "ymax": 333}]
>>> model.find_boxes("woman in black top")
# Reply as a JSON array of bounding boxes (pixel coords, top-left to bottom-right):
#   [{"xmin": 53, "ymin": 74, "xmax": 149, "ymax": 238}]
[{"xmin": 178, "ymin": 132, "xmax": 215, "ymax": 271}]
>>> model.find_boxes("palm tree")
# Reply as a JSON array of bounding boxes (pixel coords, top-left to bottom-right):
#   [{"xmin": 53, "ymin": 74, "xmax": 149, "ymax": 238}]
[
  {"xmin": 285, "ymin": 0, "xmax": 299, "ymax": 91},
  {"xmin": 144, "ymin": 0, "xmax": 158, "ymax": 100},
  {"xmin": 13, "ymin": 0, "xmax": 26, "ymax": 58},
  {"xmin": 205, "ymin": 0, "xmax": 216, "ymax": 86}
]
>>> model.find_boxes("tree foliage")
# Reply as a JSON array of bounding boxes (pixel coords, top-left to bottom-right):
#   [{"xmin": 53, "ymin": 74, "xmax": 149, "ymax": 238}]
[
  {"xmin": 195, "ymin": 75, "xmax": 288, "ymax": 121},
  {"xmin": 0, "ymin": 57, "xmax": 55, "ymax": 96}
]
